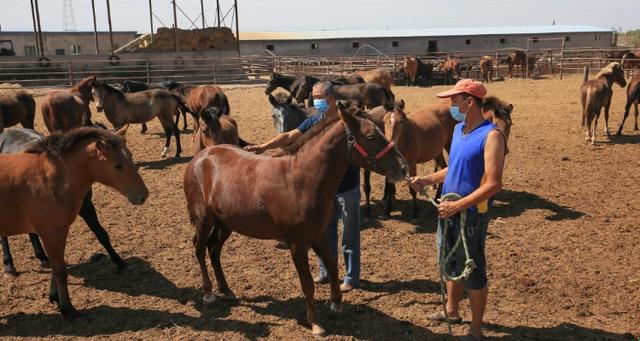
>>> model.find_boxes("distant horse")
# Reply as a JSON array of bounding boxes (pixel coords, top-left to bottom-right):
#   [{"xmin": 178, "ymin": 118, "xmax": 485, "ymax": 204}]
[
  {"xmin": 193, "ymin": 107, "xmax": 241, "ymax": 155},
  {"xmin": 479, "ymin": 56, "xmax": 494, "ymax": 82},
  {"xmin": 184, "ymin": 101, "xmax": 408, "ymax": 337},
  {"xmin": 443, "ymin": 58, "xmax": 461, "ymax": 85},
  {"xmin": 41, "ymin": 76, "xmax": 96, "ymax": 133},
  {"xmin": 616, "ymin": 72, "xmax": 640, "ymax": 135},
  {"xmin": 581, "ymin": 62, "xmax": 627, "ymax": 144},
  {"xmin": 93, "ymin": 81, "xmax": 186, "ymax": 157},
  {"xmin": 351, "ymin": 68, "xmax": 393, "ymax": 91},
  {"xmin": 0, "ymin": 127, "xmax": 148, "ymax": 318},
  {"xmin": 501, "ymin": 50, "xmax": 535, "ymax": 78},
  {"xmin": 268, "ymin": 93, "xmax": 314, "ymax": 133},
  {"xmin": 264, "ymin": 73, "xmax": 319, "ymax": 106},
  {"xmin": 403, "ymin": 56, "xmax": 432, "ymax": 86},
  {"xmin": 120, "ymin": 80, "xmax": 191, "ymax": 133},
  {"xmin": 334, "ymin": 82, "xmax": 394, "ymax": 109},
  {"xmin": 621, "ymin": 51, "xmax": 640, "ymax": 74},
  {"xmin": 0, "ymin": 91, "xmax": 36, "ymax": 133},
  {"xmin": 0, "ymin": 125, "xmax": 131, "ymax": 276}
]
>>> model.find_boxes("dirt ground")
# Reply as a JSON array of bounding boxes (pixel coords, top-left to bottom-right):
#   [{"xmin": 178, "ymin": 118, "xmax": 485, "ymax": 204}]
[{"xmin": 0, "ymin": 74, "xmax": 638, "ymax": 340}]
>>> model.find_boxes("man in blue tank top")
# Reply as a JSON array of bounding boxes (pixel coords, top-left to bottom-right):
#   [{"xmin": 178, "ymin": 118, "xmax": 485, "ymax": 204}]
[
  {"xmin": 245, "ymin": 81, "xmax": 361, "ymax": 293},
  {"xmin": 410, "ymin": 79, "xmax": 506, "ymax": 340}
]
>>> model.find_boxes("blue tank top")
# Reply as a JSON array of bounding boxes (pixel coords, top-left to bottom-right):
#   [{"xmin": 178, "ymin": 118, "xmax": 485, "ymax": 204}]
[{"xmin": 442, "ymin": 120, "xmax": 496, "ymax": 213}]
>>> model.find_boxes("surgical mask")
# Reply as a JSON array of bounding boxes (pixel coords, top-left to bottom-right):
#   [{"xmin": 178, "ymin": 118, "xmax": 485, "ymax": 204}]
[
  {"xmin": 313, "ymin": 98, "xmax": 329, "ymax": 115},
  {"xmin": 450, "ymin": 105, "xmax": 467, "ymax": 122}
]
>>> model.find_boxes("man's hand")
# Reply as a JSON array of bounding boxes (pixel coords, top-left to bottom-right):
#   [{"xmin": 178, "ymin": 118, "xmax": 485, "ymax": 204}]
[
  {"xmin": 437, "ymin": 200, "xmax": 464, "ymax": 218},
  {"xmin": 244, "ymin": 144, "xmax": 265, "ymax": 154},
  {"xmin": 408, "ymin": 176, "xmax": 433, "ymax": 192}
]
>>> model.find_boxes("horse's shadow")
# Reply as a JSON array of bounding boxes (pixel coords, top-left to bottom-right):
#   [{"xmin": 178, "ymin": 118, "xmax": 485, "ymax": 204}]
[
  {"xmin": 136, "ymin": 156, "xmax": 191, "ymax": 170},
  {"xmin": 492, "ymin": 189, "xmax": 585, "ymax": 221},
  {"xmin": 483, "ymin": 322, "xmax": 635, "ymax": 340},
  {"xmin": 603, "ymin": 133, "xmax": 640, "ymax": 145}
]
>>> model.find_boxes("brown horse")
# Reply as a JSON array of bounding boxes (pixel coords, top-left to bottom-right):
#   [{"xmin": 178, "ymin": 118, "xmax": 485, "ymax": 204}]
[
  {"xmin": 616, "ymin": 72, "xmax": 640, "ymax": 135},
  {"xmin": 383, "ymin": 100, "xmax": 455, "ymax": 218},
  {"xmin": 403, "ymin": 56, "xmax": 419, "ymax": 86},
  {"xmin": 183, "ymin": 102, "xmax": 408, "ymax": 337},
  {"xmin": 479, "ymin": 56, "xmax": 494, "ymax": 82},
  {"xmin": 193, "ymin": 107, "xmax": 240, "ymax": 155},
  {"xmin": 334, "ymin": 82, "xmax": 394, "ymax": 109},
  {"xmin": 182, "ymin": 85, "xmax": 231, "ymax": 131},
  {"xmin": 0, "ymin": 91, "xmax": 36, "ymax": 133},
  {"xmin": 501, "ymin": 50, "xmax": 534, "ymax": 78},
  {"xmin": 481, "ymin": 96, "xmax": 514, "ymax": 152},
  {"xmin": 0, "ymin": 127, "xmax": 148, "ymax": 317},
  {"xmin": 41, "ymin": 76, "xmax": 96, "ymax": 133},
  {"xmin": 443, "ymin": 58, "xmax": 461, "ymax": 85},
  {"xmin": 621, "ymin": 51, "xmax": 640, "ymax": 73},
  {"xmin": 351, "ymin": 68, "xmax": 393, "ymax": 91},
  {"xmin": 92, "ymin": 81, "xmax": 185, "ymax": 157},
  {"xmin": 581, "ymin": 62, "xmax": 627, "ymax": 144}
]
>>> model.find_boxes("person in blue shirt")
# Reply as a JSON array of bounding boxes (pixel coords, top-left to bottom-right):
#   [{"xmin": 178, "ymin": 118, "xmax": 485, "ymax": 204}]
[
  {"xmin": 409, "ymin": 79, "xmax": 506, "ymax": 341},
  {"xmin": 245, "ymin": 81, "xmax": 361, "ymax": 292}
]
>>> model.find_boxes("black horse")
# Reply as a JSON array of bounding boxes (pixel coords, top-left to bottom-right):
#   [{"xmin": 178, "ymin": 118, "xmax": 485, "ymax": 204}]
[
  {"xmin": 264, "ymin": 73, "xmax": 321, "ymax": 107},
  {"xmin": 415, "ymin": 58, "xmax": 434, "ymax": 87},
  {"xmin": 0, "ymin": 127, "xmax": 128, "ymax": 276}
]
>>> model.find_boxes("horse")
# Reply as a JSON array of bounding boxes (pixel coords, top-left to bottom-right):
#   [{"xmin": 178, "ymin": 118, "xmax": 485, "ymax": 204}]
[
  {"xmin": 329, "ymin": 74, "xmax": 365, "ymax": 86},
  {"xmin": 334, "ymin": 82, "xmax": 394, "ymax": 109},
  {"xmin": 182, "ymin": 85, "xmax": 230, "ymax": 130},
  {"xmin": 120, "ymin": 80, "xmax": 191, "ymax": 133},
  {"xmin": 183, "ymin": 101, "xmax": 408, "ymax": 337},
  {"xmin": 581, "ymin": 62, "xmax": 627, "ymax": 144},
  {"xmin": 193, "ymin": 107, "xmax": 241, "ymax": 155},
  {"xmin": 616, "ymin": 72, "xmax": 640, "ymax": 135},
  {"xmin": 621, "ymin": 51, "xmax": 640, "ymax": 74},
  {"xmin": 403, "ymin": 56, "xmax": 419, "ymax": 86},
  {"xmin": 0, "ymin": 127, "xmax": 148, "ymax": 317},
  {"xmin": 0, "ymin": 125, "xmax": 131, "ymax": 276},
  {"xmin": 443, "ymin": 58, "xmax": 461, "ymax": 85},
  {"xmin": 268, "ymin": 93, "xmax": 314, "ymax": 133},
  {"xmin": 501, "ymin": 50, "xmax": 534, "ymax": 78},
  {"xmin": 481, "ymin": 96, "xmax": 514, "ymax": 153},
  {"xmin": 0, "ymin": 91, "xmax": 36, "ymax": 133},
  {"xmin": 264, "ymin": 73, "xmax": 320, "ymax": 106},
  {"xmin": 41, "ymin": 76, "xmax": 96, "ymax": 133},
  {"xmin": 351, "ymin": 68, "xmax": 393, "ymax": 91},
  {"xmin": 479, "ymin": 56, "xmax": 494, "ymax": 82},
  {"xmin": 92, "ymin": 80, "xmax": 186, "ymax": 157}
]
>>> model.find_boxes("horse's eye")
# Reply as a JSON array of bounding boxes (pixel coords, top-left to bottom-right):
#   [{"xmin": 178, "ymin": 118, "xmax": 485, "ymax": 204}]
[{"xmin": 115, "ymin": 164, "xmax": 123, "ymax": 170}]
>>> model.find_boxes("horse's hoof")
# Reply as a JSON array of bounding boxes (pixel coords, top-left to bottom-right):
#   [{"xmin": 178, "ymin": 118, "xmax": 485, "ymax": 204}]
[
  {"xmin": 220, "ymin": 290, "xmax": 236, "ymax": 300},
  {"xmin": 4, "ymin": 265, "xmax": 18, "ymax": 278},
  {"xmin": 330, "ymin": 302, "xmax": 343, "ymax": 313},
  {"xmin": 410, "ymin": 217, "xmax": 420, "ymax": 225},
  {"xmin": 311, "ymin": 324, "xmax": 326, "ymax": 339},
  {"xmin": 49, "ymin": 293, "xmax": 59, "ymax": 304},
  {"xmin": 203, "ymin": 293, "xmax": 216, "ymax": 304}
]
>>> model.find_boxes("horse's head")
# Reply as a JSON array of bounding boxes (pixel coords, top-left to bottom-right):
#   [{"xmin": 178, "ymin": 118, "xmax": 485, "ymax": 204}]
[
  {"xmin": 337, "ymin": 101, "xmax": 408, "ymax": 183},
  {"xmin": 89, "ymin": 130, "xmax": 148, "ymax": 205},
  {"xmin": 92, "ymin": 80, "xmax": 109, "ymax": 112},
  {"xmin": 78, "ymin": 76, "xmax": 97, "ymax": 103},
  {"xmin": 598, "ymin": 62, "xmax": 627, "ymax": 88},
  {"xmin": 382, "ymin": 100, "xmax": 407, "ymax": 146},
  {"xmin": 200, "ymin": 107, "xmax": 223, "ymax": 132},
  {"xmin": 265, "ymin": 72, "xmax": 282, "ymax": 94},
  {"xmin": 481, "ymin": 96, "xmax": 513, "ymax": 153},
  {"xmin": 268, "ymin": 93, "xmax": 297, "ymax": 133}
]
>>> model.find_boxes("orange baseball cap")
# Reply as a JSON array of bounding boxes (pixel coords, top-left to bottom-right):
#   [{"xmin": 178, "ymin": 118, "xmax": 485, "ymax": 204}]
[{"xmin": 436, "ymin": 78, "xmax": 487, "ymax": 99}]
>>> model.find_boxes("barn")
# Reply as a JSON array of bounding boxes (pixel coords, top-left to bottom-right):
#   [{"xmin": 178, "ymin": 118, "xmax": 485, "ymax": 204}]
[{"xmin": 239, "ymin": 25, "xmax": 615, "ymax": 56}]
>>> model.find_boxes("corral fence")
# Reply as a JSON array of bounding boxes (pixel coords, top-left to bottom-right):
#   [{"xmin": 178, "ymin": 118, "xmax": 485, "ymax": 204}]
[{"xmin": 0, "ymin": 47, "xmax": 637, "ymax": 90}]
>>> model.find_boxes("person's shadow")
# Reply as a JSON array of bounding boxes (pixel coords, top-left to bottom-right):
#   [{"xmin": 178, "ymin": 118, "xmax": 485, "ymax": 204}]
[
  {"xmin": 491, "ymin": 189, "xmax": 585, "ymax": 221},
  {"xmin": 483, "ymin": 322, "xmax": 636, "ymax": 340}
]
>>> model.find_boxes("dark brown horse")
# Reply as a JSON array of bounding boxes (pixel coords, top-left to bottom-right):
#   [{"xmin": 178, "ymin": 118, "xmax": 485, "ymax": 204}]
[
  {"xmin": 0, "ymin": 127, "xmax": 148, "ymax": 317},
  {"xmin": 92, "ymin": 81, "xmax": 185, "ymax": 157},
  {"xmin": 334, "ymin": 82, "xmax": 394, "ymax": 109},
  {"xmin": 351, "ymin": 68, "xmax": 393, "ymax": 91},
  {"xmin": 183, "ymin": 102, "xmax": 408, "ymax": 337},
  {"xmin": 581, "ymin": 62, "xmax": 627, "ymax": 144},
  {"xmin": 621, "ymin": 51, "xmax": 640, "ymax": 73},
  {"xmin": 41, "ymin": 76, "xmax": 96, "ymax": 133},
  {"xmin": 501, "ymin": 50, "xmax": 535, "ymax": 78},
  {"xmin": 0, "ymin": 91, "xmax": 36, "ymax": 133},
  {"xmin": 616, "ymin": 72, "xmax": 640, "ymax": 135},
  {"xmin": 193, "ymin": 107, "xmax": 241, "ymax": 155}
]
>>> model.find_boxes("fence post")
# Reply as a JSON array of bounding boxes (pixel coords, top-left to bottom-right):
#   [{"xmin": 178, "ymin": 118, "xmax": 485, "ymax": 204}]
[
  {"xmin": 590, "ymin": 48, "xmax": 593, "ymax": 69},
  {"xmin": 146, "ymin": 60, "xmax": 150, "ymax": 84},
  {"xmin": 495, "ymin": 49, "xmax": 499, "ymax": 78},
  {"xmin": 560, "ymin": 39, "xmax": 565, "ymax": 80},
  {"xmin": 212, "ymin": 58, "xmax": 217, "ymax": 84},
  {"xmin": 550, "ymin": 50, "xmax": 554, "ymax": 76},
  {"xmin": 67, "ymin": 61, "xmax": 73, "ymax": 86}
]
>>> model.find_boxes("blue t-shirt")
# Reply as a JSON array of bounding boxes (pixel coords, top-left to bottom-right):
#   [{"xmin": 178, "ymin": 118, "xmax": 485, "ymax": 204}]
[
  {"xmin": 296, "ymin": 113, "xmax": 360, "ymax": 193},
  {"xmin": 442, "ymin": 120, "xmax": 496, "ymax": 214}
]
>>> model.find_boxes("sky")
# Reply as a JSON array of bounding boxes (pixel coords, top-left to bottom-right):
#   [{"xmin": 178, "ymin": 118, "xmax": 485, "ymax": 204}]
[{"xmin": 0, "ymin": 0, "xmax": 637, "ymax": 33}]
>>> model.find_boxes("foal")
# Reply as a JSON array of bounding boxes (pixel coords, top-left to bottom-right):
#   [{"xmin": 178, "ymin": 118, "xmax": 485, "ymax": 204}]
[
  {"xmin": 41, "ymin": 76, "xmax": 96, "ymax": 132},
  {"xmin": 581, "ymin": 62, "xmax": 627, "ymax": 144}
]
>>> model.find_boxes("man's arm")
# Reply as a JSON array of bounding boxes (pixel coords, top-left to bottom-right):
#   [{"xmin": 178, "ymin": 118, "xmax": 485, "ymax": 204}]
[
  {"xmin": 409, "ymin": 167, "xmax": 448, "ymax": 192},
  {"xmin": 438, "ymin": 130, "xmax": 505, "ymax": 218},
  {"xmin": 244, "ymin": 129, "xmax": 303, "ymax": 153}
]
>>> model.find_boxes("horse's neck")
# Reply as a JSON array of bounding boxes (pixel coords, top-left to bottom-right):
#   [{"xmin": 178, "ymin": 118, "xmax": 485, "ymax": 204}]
[
  {"xmin": 599, "ymin": 75, "xmax": 614, "ymax": 88},
  {"xmin": 280, "ymin": 77, "xmax": 295, "ymax": 90},
  {"xmin": 45, "ymin": 145, "xmax": 95, "ymax": 206},
  {"xmin": 104, "ymin": 90, "xmax": 126, "ymax": 121}
]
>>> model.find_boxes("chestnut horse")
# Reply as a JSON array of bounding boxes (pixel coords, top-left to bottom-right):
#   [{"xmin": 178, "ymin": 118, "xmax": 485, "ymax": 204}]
[
  {"xmin": 351, "ymin": 68, "xmax": 393, "ymax": 91},
  {"xmin": 443, "ymin": 58, "xmax": 461, "ymax": 85},
  {"xmin": 501, "ymin": 50, "xmax": 535, "ymax": 78},
  {"xmin": 0, "ymin": 91, "xmax": 36, "ymax": 133},
  {"xmin": 193, "ymin": 107, "xmax": 241, "ymax": 155},
  {"xmin": 479, "ymin": 56, "xmax": 494, "ymax": 82},
  {"xmin": 182, "ymin": 85, "xmax": 230, "ymax": 132},
  {"xmin": 0, "ymin": 127, "xmax": 148, "ymax": 317},
  {"xmin": 183, "ymin": 102, "xmax": 408, "ymax": 337},
  {"xmin": 41, "ymin": 76, "xmax": 96, "ymax": 133},
  {"xmin": 0, "ymin": 125, "xmax": 131, "ymax": 276},
  {"xmin": 616, "ymin": 72, "xmax": 640, "ymax": 135},
  {"xmin": 621, "ymin": 51, "xmax": 640, "ymax": 73},
  {"xmin": 581, "ymin": 62, "xmax": 627, "ymax": 144},
  {"xmin": 403, "ymin": 56, "xmax": 419, "ymax": 86},
  {"xmin": 92, "ymin": 80, "xmax": 186, "ymax": 157}
]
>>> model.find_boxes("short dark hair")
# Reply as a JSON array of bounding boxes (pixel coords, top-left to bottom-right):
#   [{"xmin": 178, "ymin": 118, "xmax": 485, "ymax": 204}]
[
  {"xmin": 313, "ymin": 81, "xmax": 335, "ymax": 97},
  {"xmin": 461, "ymin": 92, "xmax": 482, "ymax": 107}
]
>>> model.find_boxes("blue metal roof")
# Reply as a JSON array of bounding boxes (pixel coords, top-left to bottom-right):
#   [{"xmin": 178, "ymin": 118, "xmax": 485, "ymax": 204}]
[{"xmin": 240, "ymin": 25, "xmax": 612, "ymax": 41}]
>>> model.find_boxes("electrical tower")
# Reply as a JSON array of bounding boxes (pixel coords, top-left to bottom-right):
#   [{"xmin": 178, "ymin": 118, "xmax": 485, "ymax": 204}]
[{"xmin": 63, "ymin": 0, "xmax": 78, "ymax": 32}]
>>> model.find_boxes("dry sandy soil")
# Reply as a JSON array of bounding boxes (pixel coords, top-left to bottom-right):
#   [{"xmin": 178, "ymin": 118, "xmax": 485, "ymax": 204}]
[{"xmin": 0, "ymin": 74, "xmax": 638, "ymax": 340}]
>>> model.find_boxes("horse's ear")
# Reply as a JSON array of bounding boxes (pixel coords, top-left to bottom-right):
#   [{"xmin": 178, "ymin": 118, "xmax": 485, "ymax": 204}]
[
  {"xmin": 115, "ymin": 124, "xmax": 129, "ymax": 137},
  {"xmin": 338, "ymin": 102, "xmax": 359, "ymax": 129},
  {"xmin": 95, "ymin": 141, "xmax": 108, "ymax": 161},
  {"xmin": 268, "ymin": 94, "xmax": 277, "ymax": 106},
  {"xmin": 383, "ymin": 101, "xmax": 394, "ymax": 111},
  {"xmin": 286, "ymin": 95, "xmax": 293, "ymax": 105}
]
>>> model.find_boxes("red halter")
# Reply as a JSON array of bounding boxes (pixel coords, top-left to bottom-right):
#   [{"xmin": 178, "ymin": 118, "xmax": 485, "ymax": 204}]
[{"xmin": 345, "ymin": 126, "xmax": 396, "ymax": 169}]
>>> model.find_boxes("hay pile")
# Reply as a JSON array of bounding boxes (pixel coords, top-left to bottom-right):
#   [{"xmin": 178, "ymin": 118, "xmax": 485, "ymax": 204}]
[{"xmin": 140, "ymin": 27, "xmax": 238, "ymax": 52}]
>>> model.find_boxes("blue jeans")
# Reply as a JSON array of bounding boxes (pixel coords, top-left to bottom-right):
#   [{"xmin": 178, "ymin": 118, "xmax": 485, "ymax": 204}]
[{"xmin": 318, "ymin": 187, "xmax": 361, "ymax": 286}]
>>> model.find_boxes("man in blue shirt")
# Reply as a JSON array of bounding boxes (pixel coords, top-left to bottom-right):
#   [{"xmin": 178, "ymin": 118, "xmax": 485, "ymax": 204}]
[
  {"xmin": 410, "ymin": 79, "xmax": 506, "ymax": 340},
  {"xmin": 245, "ymin": 81, "xmax": 361, "ymax": 292}
]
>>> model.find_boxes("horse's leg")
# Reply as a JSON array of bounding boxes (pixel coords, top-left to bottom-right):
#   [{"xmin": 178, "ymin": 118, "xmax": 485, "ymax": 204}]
[
  {"xmin": 159, "ymin": 119, "xmax": 172, "ymax": 158},
  {"xmin": 79, "ymin": 189, "xmax": 126, "ymax": 270},
  {"xmin": 634, "ymin": 101, "xmax": 639, "ymax": 131},
  {"xmin": 168, "ymin": 110, "xmax": 182, "ymax": 158},
  {"xmin": 1, "ymin": 237, "xmax": 17, "ymax": 276},
  {"xmin": 289, "ymin": 242, "xmax": 324, "ymax": 337},
  {"xmin": 381, "ymin": 179, "xmax": 396, "ymax": 218},
  {"xmin": 193, "ymin": 215, "xmax": 215, "ymax": 304},
  {"xmin": 182, "ymin": 109, "xmax": 188, "ymax": 131},
  {"xmin": 311, "ymin": 236, "xmax": 342, "ymax": 312},
  {"xmin": 604, "ymin": 103, "xmax": 611, "ymax": 137},
  {"xmin": 140, "ymin": 123, "xmax": 148, "ymax": 134},
  {"xmin": 409, "ymin": 163, "xmax": 419, "ymax": 220},
  {"xmin": 207, "ymin": 224, "xmax": 235, "ymax": 299},
  {"xmin": 41, "ymin": 229, "xmax": 78, "ymax": 318},
  {"xmin": 591, "ymin": 110, "xmax": 600, "ymax": 145},
  {"xmin": 363, "ymin": 169, "xmax": 372, "ymax": 217},
  {"xmin": 28, "ymin": 233, "xmax": 49, "ymax": 270}
]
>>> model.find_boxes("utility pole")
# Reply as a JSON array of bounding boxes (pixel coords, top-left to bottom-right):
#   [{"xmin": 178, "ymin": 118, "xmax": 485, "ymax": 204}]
[
  {"xmin": 148, "ymin": 0, "xmax": 154, "ymax": 42},
  {"xmin": 200, "ymin": 0, "xmax": 205, "ymax": 28},
  {"xmin": 106, "ymin": 0, "xmax": 115, "ymax": 53},
  {"xmin": 172, "ymin": 0, "xmax": 179, "ymax": 52},
  {"xmin": 34, "ymin": 0, "xmax": 44, "ymax": 56},
  {"xmin": 91, "ymin": 0, "xmax": 99, "ymax": 54},
  {"xmin": 29, "ymin": 0, "xmax": 40, "ymax": 56}
]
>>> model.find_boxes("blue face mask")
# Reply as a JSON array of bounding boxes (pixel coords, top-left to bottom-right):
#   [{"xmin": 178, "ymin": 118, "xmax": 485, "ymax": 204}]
[
  {"xmin": 313, "ymin": 98, "xmax": 329, "ymax": 115},
  {"xmin": 450, "ymin": 105, "xmax": 467, "ymax": 122}
]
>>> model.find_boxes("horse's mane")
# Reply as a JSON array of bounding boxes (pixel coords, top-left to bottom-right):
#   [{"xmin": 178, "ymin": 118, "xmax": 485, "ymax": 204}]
[
  {"xmin": 596, "ymin": 62, "xmax": 621, "ymax": 78},
  {"xmin": 482, "ymin": 96, "xmax": 512, "ymax": 121},
  {"xmin": 281, "ymin": 113, "xmax": 340, "ymax": 155},
  {"xmin": 96, "ymin": 81, "xmax": 126, "ymax": 99},
  {"xmin": 76, "ymin": 76, "xmax": 96, "ymax": 88},
  {"xmin": 26, "ymin": 127, "xmax": 123, "ymax": 156}
]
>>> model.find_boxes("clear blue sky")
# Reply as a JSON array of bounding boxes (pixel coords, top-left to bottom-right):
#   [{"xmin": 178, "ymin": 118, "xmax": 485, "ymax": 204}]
[{"xmin": 0, "ymin": 0, "xmax": 637, "ymax": 33}]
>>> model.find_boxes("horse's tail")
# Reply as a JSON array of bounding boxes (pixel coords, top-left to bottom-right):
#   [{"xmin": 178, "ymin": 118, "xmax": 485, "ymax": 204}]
[
  {"xmin": 16, "ymin": 92, "xmax": 36, "ymax": 129},
  {"xmin": 583, "ymin": 88, "xmax": 595, "ymax": 127}
]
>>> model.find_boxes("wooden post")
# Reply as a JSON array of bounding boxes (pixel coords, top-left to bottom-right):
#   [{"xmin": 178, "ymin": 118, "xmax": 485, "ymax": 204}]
[
  {"xmin": 91, "ymin": 0, "xmax": 99, "ymax": 54},
  {"xmin": 68, "ymin": 61, "xmax": 73, "ymax": 86},
  {"xmin": 216, "ymin": 0, "xmax": 221, "ymax": 27},
  {"xmin": 550, "ymin": 50, "xmax": 554, "ymax": 76},
  {"xmin": 172, "ymin": 0, "xmax": 179, "ymax": 52},
  {"xmin": 234, "ymin": 0, "xmax": 240, "ymax": 57},
  {"xmin": 29, "ymin": 0, "xmax": 40, "ymax": 56},
  {"xmin": 106, "ymin": 0, "xmax": 115, "ymax": 53},
  {"xmin": 200, "ymin": 0, "xmax": 205, "ymax": 28},
  {"xmin": 590, "ymin": 48, "xmax": 593, "ymax": 69},
  {"xmin": 560, "ymin": 39, "xmax": 565, "ymax": 80},
  {"xmin": 146, "ymin": 60, "xmax": 150, "ymax": 84},
  {"xmin": 148, "ymin": 0, "xmax": 154, "ymax": 42}
]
